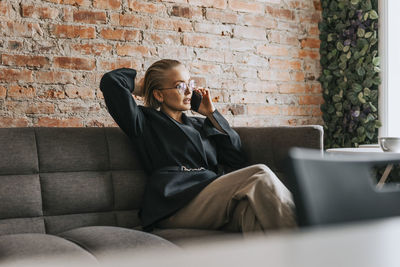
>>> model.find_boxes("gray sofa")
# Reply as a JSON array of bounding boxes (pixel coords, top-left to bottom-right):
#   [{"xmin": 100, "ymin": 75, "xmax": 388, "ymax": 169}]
[{"xmin": 0, "ymin": 125, "xmax": 323, "ymax": 265}]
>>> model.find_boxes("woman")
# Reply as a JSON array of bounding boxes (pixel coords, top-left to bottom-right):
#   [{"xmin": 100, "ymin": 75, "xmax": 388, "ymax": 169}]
[{"xmin": 100, "ymin": 59, "xmax": 296, "ymax": 234}]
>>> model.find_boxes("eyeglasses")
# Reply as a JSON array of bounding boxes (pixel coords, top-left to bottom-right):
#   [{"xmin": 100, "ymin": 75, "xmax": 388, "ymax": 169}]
[{"xmin": 160, "ymin": 80, "xmax": 196, "ymax": 95}]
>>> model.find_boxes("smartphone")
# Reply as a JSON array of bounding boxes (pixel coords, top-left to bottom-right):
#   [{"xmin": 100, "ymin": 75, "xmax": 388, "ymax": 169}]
[{"xmin": 190, "ymin": 90, "xmax": 202, "ymax": 112}]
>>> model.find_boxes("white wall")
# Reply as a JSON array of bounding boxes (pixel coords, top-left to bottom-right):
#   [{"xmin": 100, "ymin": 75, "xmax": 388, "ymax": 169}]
[{"xmin": 381, "ymin": 0, "xmax": 400, "ymax": 137}]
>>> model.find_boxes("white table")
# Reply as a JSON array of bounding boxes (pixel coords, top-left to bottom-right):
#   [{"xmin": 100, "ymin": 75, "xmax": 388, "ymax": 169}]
[
  {"xmin": 103, "ymin": 216, "xmax": 400, "ymax": 267},
  {"xmin": 325, "ymin": 146, "xmax": 400, "ymax": 188}
]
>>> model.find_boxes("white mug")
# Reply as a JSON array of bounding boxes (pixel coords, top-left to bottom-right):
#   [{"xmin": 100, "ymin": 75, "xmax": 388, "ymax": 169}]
[{"xmin": 379, "ymin": 137, "xmax": 400, "ymax": 152}]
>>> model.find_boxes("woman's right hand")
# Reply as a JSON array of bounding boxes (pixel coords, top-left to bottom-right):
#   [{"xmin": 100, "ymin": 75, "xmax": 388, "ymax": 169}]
[{"xmin": 133, "ymin": 77, "xmax": 145, "ymax": 96}]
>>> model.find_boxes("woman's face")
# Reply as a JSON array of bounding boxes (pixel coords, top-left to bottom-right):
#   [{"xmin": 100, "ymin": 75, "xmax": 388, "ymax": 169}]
[{"xmin": 157, "ymin": 64, "xmax": 193, "ymax": 112}]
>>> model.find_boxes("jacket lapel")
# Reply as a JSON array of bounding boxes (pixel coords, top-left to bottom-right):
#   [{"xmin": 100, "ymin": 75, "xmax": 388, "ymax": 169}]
[{"xmin": 161, "ymin": 111, "xmax": 208, "ymax": 167}]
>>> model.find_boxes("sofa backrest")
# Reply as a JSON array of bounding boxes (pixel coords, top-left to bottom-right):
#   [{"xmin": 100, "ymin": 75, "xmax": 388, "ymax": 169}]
[
  {"xmin": 0, "ymin": 127, "xmax": 145, "ymax": 236},
  {"xmin": 0, "ymin": 125, "xmax": 323, "ymax": 236}
]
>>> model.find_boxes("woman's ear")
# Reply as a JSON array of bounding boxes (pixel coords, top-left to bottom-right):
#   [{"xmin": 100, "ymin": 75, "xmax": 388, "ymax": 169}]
[{"xmin": 153, "ymin": 89, "xmax": 163, "ymax": 103}]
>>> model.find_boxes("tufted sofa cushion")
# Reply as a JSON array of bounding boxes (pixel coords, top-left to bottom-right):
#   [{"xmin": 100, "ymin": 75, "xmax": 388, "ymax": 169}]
[
  {"xmin": 0, "ymin": 126, "xmax": 323, "ymax": 240},
  {"xmin": 0, "ymin": 233, "xmax": 98, "ymax": 265}
]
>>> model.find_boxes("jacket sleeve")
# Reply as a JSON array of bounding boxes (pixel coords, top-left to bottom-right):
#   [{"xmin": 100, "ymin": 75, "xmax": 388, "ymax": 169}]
[
  {"xmin": 202, "ymin": 109, "xmax": 247, "ymax": 169},
  {"xmin": 100, "ymin": 68, "xmax": 145, "ymax": 138}
]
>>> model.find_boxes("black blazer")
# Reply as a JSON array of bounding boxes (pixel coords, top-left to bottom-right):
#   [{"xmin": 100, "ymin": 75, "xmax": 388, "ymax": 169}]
[{"xmin": 100, "ymin": 68, "xmax": 247, "ymax": 231}]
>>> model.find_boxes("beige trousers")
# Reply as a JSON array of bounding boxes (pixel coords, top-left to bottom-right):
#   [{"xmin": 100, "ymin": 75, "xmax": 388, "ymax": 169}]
[{"xmin": 155, "ymin": 164, "xmax": 297, "ymax": 235}]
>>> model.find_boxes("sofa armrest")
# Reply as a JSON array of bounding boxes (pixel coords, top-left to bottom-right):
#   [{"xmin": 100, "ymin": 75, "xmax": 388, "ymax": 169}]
[{"xmin": 233, "ymin": 125, "xmax": 323, "ymax": 183}]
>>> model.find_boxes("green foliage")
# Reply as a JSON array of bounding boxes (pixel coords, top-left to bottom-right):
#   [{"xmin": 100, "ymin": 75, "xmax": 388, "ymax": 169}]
[{"xmin": 319, "ymin": 0, "xmax": 381, "ymax": 148}]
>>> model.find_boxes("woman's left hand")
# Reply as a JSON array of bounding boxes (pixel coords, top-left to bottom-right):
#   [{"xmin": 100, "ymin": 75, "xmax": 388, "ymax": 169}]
[{"xmin": 194, "ymin": 88, "xmax": 215, "ymax": 117}]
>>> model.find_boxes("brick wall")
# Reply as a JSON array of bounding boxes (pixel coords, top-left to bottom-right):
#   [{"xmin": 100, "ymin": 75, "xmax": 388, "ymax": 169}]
[{"xmin": 0, "ymin": 0, "xmax": 323, "ymax": 127}]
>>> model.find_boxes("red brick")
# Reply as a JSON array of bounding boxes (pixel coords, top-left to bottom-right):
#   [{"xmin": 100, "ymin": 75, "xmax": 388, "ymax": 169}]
[
  {"xmin": 298, "ymin": 11, "xmax": 321, "ymax": 23},
  {"xmin": 312, "ymin": 106, "xmax": 323, "ymax": 116},
  {"xmin": 270, "ymin": 58, "xmax": 302, "ymax": 70},
  {"xmin": 229, "ymin": 39, "xmax": 254, "ymax": 51},
  {"xmin": 54, "ymin": 57, "xmax": 96, "ymax": 70},
  {"xmin": 229, "ymin": 0, "xmax": 264, "ymax": 13},
  {"xmin": 8, "ymin": 85, "xmax": 36, "ymax": 99},
  {"xmin": 244, "ymin": 81, "xmax": 277, "ymax": 92},
  {"xmin": 230, "ymin": 92, "xmax": 268, "ymax": 104},
  {"xmin": 206, "ymin": 9, "xmax": 238, "ymax": 24},
  {"xmin": 263, "ymin": 0, "xmax": 280, "ymax": 4},
  {"xmin": 21, "ymin": 4, "xmax": 59, "ymax": 19},
  {"xmin": 299, "ymin": 95, "xmax": 323, "ymax": 105},
  {"xmin": 266, "ymin": 6, "xmax": 294, "ymax": 20},
  {"xmin": 38, "ymin": 89, "xmax": 66, "ymax": 99},
  {"xmin": 189, "ymin": 62, "xmax": 222, "ymax": 75},
  {"xmin": 119, "ymin": 14, "xmax": 150, "ymax": 28},
  {"xmin": 145, "ymin": 32, "xmax": 181, "ymax": 45},
  {"xmin": 194, "ymin": 22, "xmax": 232, "ymax": 36},
  {"xmin": 0, "ymin": 86, "xmax": 6, "ymax": 99},
  {"xmin": 153, "ymin": 18, "xmax": 193, "ymax": 32},
  {"xmin": 98, "ymin": 59, "xmax": 141, "ymax": 71},
  {"xmin": 100, "ymin": 28, "xmax": 141, "ymax": 41},
  {"xmin": 7, "ymin": 41, "xmax": 23, "ymax": 50},
  {"xmin": 307, "ymin": 25, "xmax": 319, "ymax": 35},
  {"xmin": 29, "ymin": 102, "xmax": 55, "ymax": 114},
  {"xmin": 307, "ymin": 83, "xmax": 322, "ymax": 94},
  {"xmin": 183, "ymin": 34, "xmax": 215, "ymax": 48},
  {"xmin": 256, "ymin": 45, "xmax": 289, "ymax": 57},
  {"xmin": 279, "ymin": 83, "xmax": 307, "ymax": 94},
  {"xmin": 248, "ymin": 105, "xmax": 280, "ymax": 115},
  {"xmin": 52, "ymin": 24, "xmax": 96, "ymax": 38},
  {"xmin": 65, "ymin": 85, "xmax": 95, "ymax": 99},
  {"xmin": 217, "ymin": 104, "xmax": 246, "ymax": 115},
  {"xmin": 188, "ymin": 0, "xmax": 227, "ymax": 9},
  {"xmin": 171, "ymin": 6, "xmax": 202, "ymax": 19},
  {"xmin": 116, "ymin": 45, "xmax": 154, "ymax": 57},
  {"xmin": 93, "ymin": 0, "xmax": 121, "ymax": 10},
  {"xmin": 280, "ymin": 106, "xmax": 312, "ymax": 116},
  {"xmin": 0, "ymin": 117, "xmax": 29, "ymax": 127},
  {"xmin": 71, "ymin": 43, "xmax": 112, "ymax": 56},
  {"xmin": 268, "ymin": 31, "xmax": 299, "ymax": 46},
  {"xmin": 158, "ymin": 46, "xmax": 193, "ymax": 60},
  {"xmin": 300, "ymin": 38, "xmax": 320, "ymax": 48},
  {"xmin": 196, "ymin": 49, "xmax": 225, "ymax": 62},
  {"xmin": 160, "ymin": 0, "xmax": 186, "ymax": 2},
  {"xmin": 259, "ymin": 70, "xmax": 291, "ymax": 82},
  {"xmin": 1, "ymin": 54, "xmax": 50, "ymax": 68},
  {"xmin": 35, "ymin": 71, "xmax": 74, "ymax": 84},
  {"xmin": 47, "ymin": 0, "xmax": 91, "ymax": 5},
  {"xmin": 243, "ymin": 14, "xmax": 277, "ymax": 28},
  {"xmin": 286, "ymin": 0, "xmax": 313, "ymax": 9},
  {"xmin": 296, "ymin": 49, "xmax": 320, "ymax": 59},
  {"xmin": 128, "ymin": 0, "xmax": 160, "ymax": 13},
  {"xmin": 278, "ymin": 21, "xmax": 301, "ymax": 33},
  {"xmin": 0, "ymin": 2, "xmax": 10, "ymax": 16},
  {"xmin": 291, "ymin": 71, "xmax": 305, "ymax": 82},
  {"xmin": 0, "ymin": 69, "xmax": 33, "ymax": 82},
  {"xmin": 73, "ymin": 10, "xmax": 107, "ymax": 24},
  {"xmin": 4, "ymin": 22, "xmax": 38, "ymax": 37},
  {"xmin": 87, "ymin": 119, "xmax": 105, "ymax": 127},
  {"xmin": 62, "ymin": 7, "xmax": 73, "ymax": 22},
  {"xmin": 234, "ymin": 26, "xmax": 266, "ymax": 40},
  {"xmin": 37, "ymin": 117, "xmax": 83, "ymax": 127},
  {"xmin": 57, "ymin": 102, "xmax": 101, "ymax": 113},
  {"xmin": 233, "ymin": 66, "xmax": 257, "ymax": 78},
  {"xmin": 313, "ymin": 0, "xmax": 322, "ymax": 11},
  {"xmin": 6, "ymin": 101, "xmax": 55, "ymax": 114}
]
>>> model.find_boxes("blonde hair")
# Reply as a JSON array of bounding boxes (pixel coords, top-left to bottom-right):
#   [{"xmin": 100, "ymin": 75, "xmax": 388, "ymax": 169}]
[{"xmin": 143, "ymin": 59, "xmax": 182, "ymax": 109}]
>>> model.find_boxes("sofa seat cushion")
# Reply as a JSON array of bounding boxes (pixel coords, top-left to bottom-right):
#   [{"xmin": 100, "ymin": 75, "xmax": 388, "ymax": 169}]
[
  {"xmin": 57, "ymin": 226, "xmax": 179, "ymax": 261},
  {"xmin": 0, "ymin": 233, "xmax": 98, "ymax": 265},
  {"xmin": 151, "ymin": 228, "xmax": 242, "ymax": 246}
]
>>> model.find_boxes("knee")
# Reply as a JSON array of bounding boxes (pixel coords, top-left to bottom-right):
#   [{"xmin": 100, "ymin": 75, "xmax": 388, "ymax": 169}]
[
  {"xmin": 250, "ymin": 164, "xmax": 285, "ymax": 188},
  {"xmin": 251, "ymin": 164, "xmax": 273, "ymax": 175}
]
